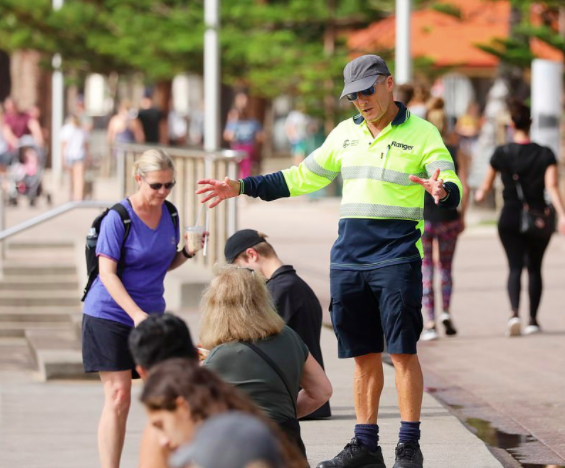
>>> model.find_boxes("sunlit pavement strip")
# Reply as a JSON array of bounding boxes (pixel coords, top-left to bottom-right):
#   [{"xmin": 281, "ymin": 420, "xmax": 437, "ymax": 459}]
[{"xmin": 300, "ymin": 325, "xmax": 504, "ymax": 468}]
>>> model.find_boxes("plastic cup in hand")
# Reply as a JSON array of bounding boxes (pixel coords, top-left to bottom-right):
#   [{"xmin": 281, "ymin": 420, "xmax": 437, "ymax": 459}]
[{"xmin": 185, "ymin": 226, "xmax": 204, "ymax": 254}]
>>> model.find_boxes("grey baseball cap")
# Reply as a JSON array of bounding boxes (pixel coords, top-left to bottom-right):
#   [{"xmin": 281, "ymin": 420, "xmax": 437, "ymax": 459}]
[
  {"xmin": 169, "ymin": 412, "xmax": 283, "ymax": 468},
  {"xmin": 340, "ymin": 55, "xmax": 391, "ymax": 99}
]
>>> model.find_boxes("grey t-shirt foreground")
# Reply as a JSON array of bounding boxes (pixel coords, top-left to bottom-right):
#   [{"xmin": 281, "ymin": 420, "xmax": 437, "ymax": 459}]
[{"xmin": 203, "ymin": 326, "xmax": 309, "ymax": 423}]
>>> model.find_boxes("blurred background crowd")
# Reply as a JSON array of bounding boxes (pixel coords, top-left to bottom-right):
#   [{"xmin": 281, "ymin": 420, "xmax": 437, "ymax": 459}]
[{"xmin": 0, "ymin": 0, "xmax": 563, "ymax": 206}]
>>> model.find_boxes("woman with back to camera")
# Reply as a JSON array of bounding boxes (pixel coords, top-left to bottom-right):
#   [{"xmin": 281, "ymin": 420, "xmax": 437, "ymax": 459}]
[
  {"xmin": 199, "ymin": 265, "xmax": 333, "ymax": 458},
  {"xmin": 82, "ymin": 149, "xmax": 203, "ymax": 468},
  {"xmin": 420, "ymin": 97, "xmax": 470, "ymax": 341},
  {"xmin": 476, "ymin": 103, "xmax": 565, "ymax": 337},
  {"xmin": 141, "ymin": 358, "xmax": 307, "ymax": 468}
]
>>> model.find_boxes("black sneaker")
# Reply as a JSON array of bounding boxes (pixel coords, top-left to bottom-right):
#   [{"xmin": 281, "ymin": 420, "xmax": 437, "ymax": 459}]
[
  {"xmin": 316, "ymin": 438, "xmax": 386, "ymax": 468},
  {"xmin": 392, "ymin": 441, "xmax": 423, "ymax": 468}
]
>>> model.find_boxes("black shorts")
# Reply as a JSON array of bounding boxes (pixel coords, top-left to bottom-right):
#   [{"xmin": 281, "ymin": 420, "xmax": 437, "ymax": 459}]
[
  {"xmin": 82, "ymin": 314, "xmax": 140, "ymax": 378},
  {"xmin": 329, "ymin": 261, "xmax": 423, "ymax": 358}
]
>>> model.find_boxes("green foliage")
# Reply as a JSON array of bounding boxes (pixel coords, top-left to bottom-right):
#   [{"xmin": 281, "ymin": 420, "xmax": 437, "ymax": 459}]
[
  {"xmin": 0, "ymin": 0, "xmax": 395, "ymax": 112},
  {"xmin": 475, "ymin": 1, "xmax": 564, "ymax": 68}
]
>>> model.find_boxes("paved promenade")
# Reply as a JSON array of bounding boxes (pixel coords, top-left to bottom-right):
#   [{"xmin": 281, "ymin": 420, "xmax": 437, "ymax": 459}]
[{"xmin": 1, "ymin": 173, "xmax": 564, "ymax": 467}]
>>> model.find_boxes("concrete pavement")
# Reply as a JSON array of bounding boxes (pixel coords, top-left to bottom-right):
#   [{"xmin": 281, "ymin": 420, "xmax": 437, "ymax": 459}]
[
  {"xmin": 238, "ymin": 196, "xmax": 565, "ymax": 468},
  {"xmin": 1, "ymin": 172, "xmax": 563, "ymax": 467},
  {"xmin": 0, "ymin": 312, "xmax": 503, "ymax": 468}
]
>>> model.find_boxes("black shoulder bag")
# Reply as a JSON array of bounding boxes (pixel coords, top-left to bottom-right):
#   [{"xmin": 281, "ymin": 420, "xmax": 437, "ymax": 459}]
[{"xmin": 507, "ymin": 146, "xmax": 555, "ymax": 238}]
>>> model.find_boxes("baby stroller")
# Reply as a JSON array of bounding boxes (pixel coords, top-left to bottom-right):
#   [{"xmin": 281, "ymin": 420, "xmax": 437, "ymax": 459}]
[{"xmin": 7, "ymin": 135, "xmax": 51, "ymax": 206}]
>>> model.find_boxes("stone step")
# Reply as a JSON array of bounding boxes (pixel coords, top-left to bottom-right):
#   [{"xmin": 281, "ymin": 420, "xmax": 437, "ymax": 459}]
[
  {"xmin": 0, "ymin": 294, "xmax": 81, "ymax": 307},
  {"xmin": 5, "ymin": 252, "xmax": 76, "ymax": 262},
  {"xmin": 2, "ymin": 263, "xmax": 77, "ymax": 276},
  {"xmin": 0, "ymin": 321, "xmax": 74, "ymax": 338},
  {"xmin": 0, "ymin": 277, "xmax": 79, "ymax": 291},
  {"xmin": 7, "ymin": 240, "xmax": 76, "ymax": 250},
  {"xmin": 25, "ymin": 329, "xmax": 95, "ymax": 380},
  {"xmin": 0, "ymin": 307, "xmax": 80, "ymax": 321}
]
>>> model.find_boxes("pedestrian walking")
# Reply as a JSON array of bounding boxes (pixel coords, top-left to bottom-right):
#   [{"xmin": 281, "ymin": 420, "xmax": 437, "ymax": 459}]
[
  {"xmin": 285, "ymin": 105, "xmax": 310, "ymax": 166},
  {"xmin": 475, "ymin": 102, "xmax": 565, "ymax": 336},
  {"xmin": 223, "ymin": 92, "xmax": 264, "ymax": 179},
  {"xmin": 420, "ymin": 98, "xmax": 470, "ymax": 341},
  {"xmin": 107, "ymin": 100, "xmax": 145, "ymax": 147},
  {"xmin": 81, "ymin": 149, "xmax": 203, "ymax": 468},
  {"xmin": 60, "ymin": 114, "xmax": 88, "ymax": 201},
  {"xmin": 137, "ymin": 92, "xmax": 165, "ymax": 144},
  {"xmin": 196, "ymin": 54, "xmax": 462, "ymax": 468},
  {"xmin": 224, "ymin": 228, "xmax": 331, "ymax": 419}
]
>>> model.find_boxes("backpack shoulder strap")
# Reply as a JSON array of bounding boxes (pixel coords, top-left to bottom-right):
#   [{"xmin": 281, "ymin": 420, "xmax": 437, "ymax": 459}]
[
  {"xmin": 110, "ymin": 202, "xmax": 132, "ymax": 267},
  {"xmin": 110, "ymin": 202, "xmax": 132, "ymax": 243},
  {"xmin": 163, "ymin": 200, "xmax": 179, "ymax": 228}
]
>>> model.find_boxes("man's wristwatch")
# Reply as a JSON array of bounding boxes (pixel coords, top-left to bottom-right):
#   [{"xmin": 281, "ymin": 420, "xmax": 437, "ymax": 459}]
[{"xmin": 181, "ymin": 246, "xmax": 195, "ymax": 259}]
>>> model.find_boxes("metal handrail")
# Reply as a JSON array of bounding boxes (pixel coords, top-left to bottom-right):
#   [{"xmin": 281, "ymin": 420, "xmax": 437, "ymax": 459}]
[{"xmin": 0, "ymin": 201, "xmax": 112, "ymax": 242}]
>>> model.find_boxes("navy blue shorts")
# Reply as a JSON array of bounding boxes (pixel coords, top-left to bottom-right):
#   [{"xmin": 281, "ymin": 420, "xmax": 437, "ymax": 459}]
[
  {"xmin": 82, "ymin": 314, "xmax": 140, "ymax": 378},
  {"xmin": 329, "ymin": 261, "xmax": 423, "ymax": 358}
]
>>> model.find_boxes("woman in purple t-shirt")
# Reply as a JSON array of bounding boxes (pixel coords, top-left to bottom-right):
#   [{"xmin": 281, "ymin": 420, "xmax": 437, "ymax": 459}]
[{"xmin": 82, "ymin": 148, "xmax": 203, "ymax": 468}]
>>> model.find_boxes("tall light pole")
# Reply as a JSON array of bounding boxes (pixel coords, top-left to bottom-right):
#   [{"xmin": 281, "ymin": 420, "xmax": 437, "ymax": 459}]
[
  {"xmin": 531, "ymin": 59, "xmax": 562, "ymax": 159},
  {"xmin": 395, "ymin": 0, "xmax": 412, "ymax": 85},
  {"xmin": 204, "ymin": 0, "xmax": 220, "ymax": 155},
  {"xmin": 52, "ymin": 0, "xmax": 64, "ymax": 185}
]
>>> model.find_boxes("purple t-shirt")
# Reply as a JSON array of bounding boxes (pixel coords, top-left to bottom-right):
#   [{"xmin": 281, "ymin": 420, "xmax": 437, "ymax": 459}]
[{"xmin": 83, "ymin": 199, "xmax": 179, "ymax": 326}]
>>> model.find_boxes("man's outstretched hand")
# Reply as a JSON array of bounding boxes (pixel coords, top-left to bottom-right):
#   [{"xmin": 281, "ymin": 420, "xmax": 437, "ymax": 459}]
[
  {"xmin": 409, "ymin": 168, "xmax": 447, "ymax": 205},
  {"xmin": 196, "ymin": 177, "xmax": 240, "ymax": 208}
]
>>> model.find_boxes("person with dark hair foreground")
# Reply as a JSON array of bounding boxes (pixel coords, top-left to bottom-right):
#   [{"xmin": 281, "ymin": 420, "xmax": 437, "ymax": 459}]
[
  {"xmin": 128, "ymin": 313, "xmax": 198, "ymax": 468},
  {"xmin": 476, "ymin": 102, "xmax": 565, "ymax": 336},
  {"xmin": 129, "ymin": 313, "xmax": 197, "ymax": 370},
  {"xmin": 224, "ymin": 228, "xmax": 331, "ymax": 419},
  {"xmin": 141, "ymin": 358, "xmax": 307, "ymax": 468}
]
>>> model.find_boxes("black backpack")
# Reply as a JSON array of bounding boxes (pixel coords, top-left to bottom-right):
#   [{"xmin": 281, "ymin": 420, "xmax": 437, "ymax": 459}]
[{"xmin": 81, "ymin": 199, "xmax": 179, "ymax": 301}]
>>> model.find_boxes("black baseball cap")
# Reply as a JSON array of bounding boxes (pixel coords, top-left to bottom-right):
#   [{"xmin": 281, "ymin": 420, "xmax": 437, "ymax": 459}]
[
  {"xmin": 224, "ymin": 229, "xmax": 266, "ymax": 263},
  {"xmin": 169, "ymin": 412, "xmax": 282, "ymax": 468},
  {"xmin": 340, "ymin": 54, "xmax": 391, "ymax": 99}
]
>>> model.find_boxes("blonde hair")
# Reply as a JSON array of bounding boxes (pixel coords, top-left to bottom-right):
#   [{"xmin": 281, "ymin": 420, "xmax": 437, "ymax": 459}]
[
  {"xmin": 132, "ymin": 149, "xmax": 175, "ymax": 178},
  {"xmin": 199, "ymin": 265, "xmax": 285, "ymax": 349}
]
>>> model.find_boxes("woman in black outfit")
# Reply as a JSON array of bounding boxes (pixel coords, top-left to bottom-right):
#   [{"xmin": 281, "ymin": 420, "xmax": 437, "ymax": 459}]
[{"xmin": 475, "ymin": 103, "xmax": 565, "ymax": 336}]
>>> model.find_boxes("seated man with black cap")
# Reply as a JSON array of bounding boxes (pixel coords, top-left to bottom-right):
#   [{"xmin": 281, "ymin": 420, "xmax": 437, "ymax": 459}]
[{"xmin": 224, "ymin": 228, "xmax": 331, "ymax": 419}]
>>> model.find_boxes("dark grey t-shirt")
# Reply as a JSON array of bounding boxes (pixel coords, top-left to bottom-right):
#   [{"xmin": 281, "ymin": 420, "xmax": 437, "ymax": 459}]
[{"xmin": 203, "ymin": 326, "xmax": 309, "ymax": 423}]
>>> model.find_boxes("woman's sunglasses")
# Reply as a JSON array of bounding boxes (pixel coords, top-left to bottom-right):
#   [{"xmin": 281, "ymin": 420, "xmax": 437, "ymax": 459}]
[
  {"xmin": 145, "ymin": 179, "xmax": 176, "ymax": 191},
  {"xmin": 345, "ymin": 75, "xmax": 388, "ymax": 102}
]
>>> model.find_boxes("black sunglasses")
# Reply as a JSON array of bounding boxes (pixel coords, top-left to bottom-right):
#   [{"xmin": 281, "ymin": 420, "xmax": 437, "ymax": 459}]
[
  {"xmin": 145, "ymin": 179, "xmax": 176, "ymax": 190},
  {"xmin": 345, "ymin": 75, "xmax": 388, "ymax": 102}
]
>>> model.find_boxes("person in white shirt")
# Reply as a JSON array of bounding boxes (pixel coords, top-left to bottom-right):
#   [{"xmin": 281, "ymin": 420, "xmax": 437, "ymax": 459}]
[{"xmin": 60, "ymin": 114, "xmax": 88, "ymax": 201}]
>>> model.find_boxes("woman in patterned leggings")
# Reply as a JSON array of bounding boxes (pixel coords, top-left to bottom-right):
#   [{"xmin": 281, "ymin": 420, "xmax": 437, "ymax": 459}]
[{"xmin": 421, "ymin": 98, "xmax": 469, "ymax": 341}]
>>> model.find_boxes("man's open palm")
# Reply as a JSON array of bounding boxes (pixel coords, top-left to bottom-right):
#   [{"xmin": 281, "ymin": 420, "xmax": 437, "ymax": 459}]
[
  {"xmin": 409, "ymin": 168, "xmax": 446, "ymax": 204},
  {"xmin": 196, "ymin": 177, "xmax": 240, "ymax": 208}
]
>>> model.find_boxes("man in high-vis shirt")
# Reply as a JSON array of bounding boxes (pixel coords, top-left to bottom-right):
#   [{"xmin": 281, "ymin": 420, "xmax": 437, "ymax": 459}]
[{"xmin": 197, "ymin": 55, "xmax": 461, "ymax": 468}]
